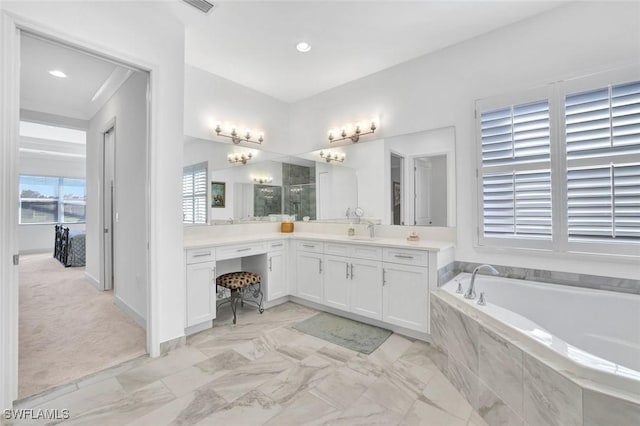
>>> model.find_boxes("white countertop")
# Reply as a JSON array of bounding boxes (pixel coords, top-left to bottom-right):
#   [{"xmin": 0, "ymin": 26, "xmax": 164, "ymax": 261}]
[{"xmin": 184, "ymin": 231, "xmax": 454, "ymax": 252}]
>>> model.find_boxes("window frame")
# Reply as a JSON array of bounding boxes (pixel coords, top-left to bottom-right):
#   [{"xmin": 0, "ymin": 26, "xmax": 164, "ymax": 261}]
[
  {"xmin": 475, "ymin": 66, "xmax": 640, "ymax": 257},
  {"xmin": 18, "ymin": 175, "xmax": 87, "ymax": 225}
]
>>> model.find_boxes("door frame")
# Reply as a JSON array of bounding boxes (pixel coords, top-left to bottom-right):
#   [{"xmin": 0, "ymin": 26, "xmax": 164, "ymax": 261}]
[
  {"xmin": 0, "ymin": 12, "xmax": 157, "ymax": 408},
  {"xmin": 410, "ymin": 150, "xmax": 453, "ymax": 227},
  {"xmin": 389, "ymin": 151, "xmax": 405, "ymax": 226},
  {"xmin": 101, "ymin": 122, "xmax": 116, "ymax": 291}
]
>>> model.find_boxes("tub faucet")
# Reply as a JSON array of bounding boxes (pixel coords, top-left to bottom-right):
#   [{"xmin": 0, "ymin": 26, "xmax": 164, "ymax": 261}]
[{"xmin": 464, "ymin": 264, "xmax": 499, "ymax": 300}]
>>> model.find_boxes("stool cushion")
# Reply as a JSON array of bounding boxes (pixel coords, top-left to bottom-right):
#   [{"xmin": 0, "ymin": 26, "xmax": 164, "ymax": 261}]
[{"xmin": 216, "ymin": 271, "xmax": 261, "ymax": 290}]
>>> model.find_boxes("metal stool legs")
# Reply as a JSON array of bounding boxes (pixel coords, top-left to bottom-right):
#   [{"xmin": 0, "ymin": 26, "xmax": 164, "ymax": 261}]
[{"xmin": 217, "ymin": 281, "xmax": 264, "ymax": 325}]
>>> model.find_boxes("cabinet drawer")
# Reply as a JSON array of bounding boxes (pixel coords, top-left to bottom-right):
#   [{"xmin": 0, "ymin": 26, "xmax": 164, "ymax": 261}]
[
  {"xmin": 186, "ymin": 247, "xmax": 216, "ymax": 265},
  {"xmin": 296, "ymin": 240, "xmax": 324, "ymax": 253},
  {"xmin": 324, "ymin": 242, "xmax": 350, "ymax": 257},
  {"xmin": 351, "ymin": 245, "xmax": 382, "ymax": 261},
  {"xmin": 216, "ymin": 242, "xmax": 267, "ymax": 260},
  {"xmin": 383, "ymin": 248, "xmax": 428, "ymax": 267},
  {"xmin": 269, "ymin": 240, "xmax": 286, "ymax": 251}
]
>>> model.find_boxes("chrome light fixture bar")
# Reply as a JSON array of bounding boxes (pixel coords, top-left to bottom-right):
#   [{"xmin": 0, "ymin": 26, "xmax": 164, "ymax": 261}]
[
  {"xmin": 319, "ymin": 151, "xmax": 345, "ymax": 163},
  {"xmin": 228, "ymin": 152, "xmax": 252, "ymax": 165},
  {"xmin": 328, "ymin": 121, "xmax": 376, "ymax": 143},
  {"xmin": 253, "ymin": 176, "xmax": 273, "ymax": 184},
  {"xmin": 215, "ymin": 124, "xmax": 263, "ymax": 145}
]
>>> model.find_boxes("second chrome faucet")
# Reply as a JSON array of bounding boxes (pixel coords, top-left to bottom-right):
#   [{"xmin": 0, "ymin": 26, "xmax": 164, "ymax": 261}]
[{"xmin": 464, "ymin": 264, "xmax": 499, "ymax": 300}]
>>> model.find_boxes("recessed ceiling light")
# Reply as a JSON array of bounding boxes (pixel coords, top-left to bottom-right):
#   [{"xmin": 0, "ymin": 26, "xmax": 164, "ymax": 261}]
[
  {"xmin": 48, "ymin": 70, "xmax": 67, "ymax": 78},
  {"xmin": 296, "ymin": 42, "xmax": 311, "ymax": 53}
]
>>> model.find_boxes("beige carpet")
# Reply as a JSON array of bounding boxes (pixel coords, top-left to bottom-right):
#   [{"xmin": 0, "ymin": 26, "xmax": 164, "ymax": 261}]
[{"xmin": 19, "ymin": 253, "xmax": 146, "ymax": 399}]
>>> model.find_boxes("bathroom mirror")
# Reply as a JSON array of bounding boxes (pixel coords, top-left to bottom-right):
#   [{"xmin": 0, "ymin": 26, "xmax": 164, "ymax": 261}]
[{"xmin": 183, "ymin": 125, "xmax": 455, "ymax": 226}]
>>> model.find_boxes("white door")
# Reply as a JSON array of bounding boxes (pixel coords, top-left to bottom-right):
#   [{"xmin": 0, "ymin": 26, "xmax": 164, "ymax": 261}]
[
  {"xmin": 414, "ymin": 159, "xmax": 432, "ymax": 226},
  {"xmin": 382, "ymin": 263, "xmax": 428, "ymax": 332},
  {"xmin": 324, "ymin": 255, "xmax": 350, "ymax": 310},
  {"xmin": 350, "ymin": 258, "xmax": 383, "ymax": 320},
  {"xmin": 186, "ymin": 261, "xmax": 216, "ymax": 327},
  {"xmin": 267, "ymin": 250, "xmax": 286, "ymax": 300},
  {"xmin": 102, "ymin": 128, "xmax": 116, "ymax": 290},
  {"xmin": 296, "ymin": 252, "xmax": 323, "ymax": 303}
]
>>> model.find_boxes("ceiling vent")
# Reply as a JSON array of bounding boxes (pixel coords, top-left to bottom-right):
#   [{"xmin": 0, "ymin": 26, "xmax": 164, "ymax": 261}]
[{"xmin": 183, "ymin": 0, "xmax": 215, "ymax": 14}]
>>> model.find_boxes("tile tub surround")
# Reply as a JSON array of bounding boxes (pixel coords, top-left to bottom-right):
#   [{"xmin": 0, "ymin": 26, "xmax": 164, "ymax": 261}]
[
  {"xmin": 437, "ymin": 261, "xmax": 640, "ymax": 295},
  {"xmin": 430, "ymin": 291, "xmax": 640, "ymax": 426},
  {"xmin": 8, "ymin": 302, "xmax": 489, "ymax": 426}
]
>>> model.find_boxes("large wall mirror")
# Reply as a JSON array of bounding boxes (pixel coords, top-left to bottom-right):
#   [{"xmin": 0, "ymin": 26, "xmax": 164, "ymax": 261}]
[{"xmin": 183, "ymin": 126, "xmax": 455, "ymax": 227}]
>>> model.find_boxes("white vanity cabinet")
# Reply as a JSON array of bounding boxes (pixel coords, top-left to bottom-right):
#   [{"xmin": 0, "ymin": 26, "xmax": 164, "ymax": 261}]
[
  {"xmin": 295, "ymin": 240, "xmax": 324, "ymax": 303},
  {"xmin": 266, "ymin": 240, "xmax": 287, "ymax": 301},
  {"xmin": 324, "ymin": 255, "xmax": 351, "ymax": 310},
  {"xmin": 382, "ymin": 248, "xmax": 429, "ymax": 332},
  {"xmin": 349, "ymin": 258, "xmax": 383, "ymax": 320},
  {"xmin": 185, "ymin": 248, "xmax": 216, "ymax": 328}
]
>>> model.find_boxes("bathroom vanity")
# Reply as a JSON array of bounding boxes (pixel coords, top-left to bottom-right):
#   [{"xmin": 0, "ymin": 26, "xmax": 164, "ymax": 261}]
[{"xmin": 184, "ymin": 230, "xmax": 454, "ymax": 340}]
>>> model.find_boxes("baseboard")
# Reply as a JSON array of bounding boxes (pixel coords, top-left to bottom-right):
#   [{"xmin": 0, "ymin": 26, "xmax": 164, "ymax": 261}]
[
  {"xmin": 185, "ymin": 321, "xmax": 212, "ymax": 336},
  {"xmin": 159, "ymin": 335, "xmax": 186, "ymax": 355},
  {"xmin": 289, "ymin": 296, "xmax": 431, "ymax": 342},
  {"xmin": 114, "ymin": 295, "xmax": 147, "ymax": 330},
  {"xmin": 84, "ymin": 272, "xmax": 101, "ymax": 291}
]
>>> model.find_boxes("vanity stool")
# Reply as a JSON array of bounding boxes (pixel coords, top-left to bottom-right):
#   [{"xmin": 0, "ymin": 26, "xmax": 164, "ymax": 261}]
[{"xmin": 216, "ymin": 271, "xmax": 264, "ymax": 324}]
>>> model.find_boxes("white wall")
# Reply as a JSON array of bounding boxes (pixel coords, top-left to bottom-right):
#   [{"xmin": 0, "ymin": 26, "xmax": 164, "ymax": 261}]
[
  {"xmin": 289, "ymin": 2, "xmax": 640, "ymax": 279},
  {"xmin": 184, "ymin": 65, "xmax": 291, "ymax": 154},
  {"xmin": 2, "ymin": 1, "xmax": 186, "ymax": 356},
  {"xmin": 87, "ymin": 71, "xmax": 148, "ymax": 324}
]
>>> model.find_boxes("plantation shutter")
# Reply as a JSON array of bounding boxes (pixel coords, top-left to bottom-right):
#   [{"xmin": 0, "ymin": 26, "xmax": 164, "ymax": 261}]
[
  {"xmin": 183, "ymin": 162, "xmax": 208, "ymax": 224},
  {"xmin": 566, "ymin": 80, "xmax": 640, "ymax": 242},
  {"xmin": 480, "ymin": 99, "xmax": 552, "ymax": 239}
]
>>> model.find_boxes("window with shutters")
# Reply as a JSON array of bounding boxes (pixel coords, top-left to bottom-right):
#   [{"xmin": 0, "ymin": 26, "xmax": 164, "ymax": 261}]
[
  {"xmin": 479, "ymin": 98, "xmax": 553, "ymax": 246},
  {"xmin": 565, "ymin": 81, "xmax": 640, "ymax": 244},
  {"xmin": 476, "ymin": 70, "xmax": 640, "ymax": 255},
  {"xmin": 183, "ymin": 162, "xmax": 208, "ymax": 224}
]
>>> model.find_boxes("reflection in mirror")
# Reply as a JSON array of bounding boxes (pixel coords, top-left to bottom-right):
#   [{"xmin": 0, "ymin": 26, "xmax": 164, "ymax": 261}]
[{"xmin": 184, "ymin": 126, "xmax": 454, "ymax": 227}]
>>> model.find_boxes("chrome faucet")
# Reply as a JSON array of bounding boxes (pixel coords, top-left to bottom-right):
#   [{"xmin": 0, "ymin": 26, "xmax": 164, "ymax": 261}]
[
  {"xmin": 367, "ymin": 222, "xmax": 375, "ymax": 239},
  {"xmin": 464, "ymin": 264, "xmax": 499, "ymax": 300}
]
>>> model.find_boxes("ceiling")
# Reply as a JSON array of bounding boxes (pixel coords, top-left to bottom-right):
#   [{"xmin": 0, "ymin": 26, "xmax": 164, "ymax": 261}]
[
  {"xmin": 178, "ymin": 1, "xmax": 567, "ymax": 103},
  {"xmin": 20, "ymin": 34, "xmax": 133, "ymax": 121}
]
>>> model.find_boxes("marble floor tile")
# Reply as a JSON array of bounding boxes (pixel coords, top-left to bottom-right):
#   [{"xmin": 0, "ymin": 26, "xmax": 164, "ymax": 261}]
[
  {"xmin": 421, "ymin": 370, "xmax": 473, "ymax": 421},
  {"xmin": 467, "ymin": 409, "xmax": 490, "ymax": 426},
  {"xmin": 402, "ymin": 398, "xmax": 467, "ymax": 426},
  {"xmin": 309, "ymin": 366, "xmax": 376, "ymax": 409},
  {"xmin": 13, "ymin": 302, "xmax": 489, "ymax": 426},
  {"xmin": 362, "ymin": 375, "xmax": 418, "ymax": 416},
  {"xmin": 324, "ymin": 395, "xmax": 403, "ymax": 426},
  {"xmin": 476, "ymin": 381, "xmax": 524, "ymax": 426},
  {"xmin": 368, "ymin": 333, "xmax": 413, "ymax": 367},
  {"xmin": 115, "ymin": 346, "xmax": 208, "ymax": 393},
  {"xmin": 262, "ymin": 391, "xmax": 341, "ymax": 426},
  {"xmin": 195, "ymin": 390, "xmax": 281, "ymax": 426}
]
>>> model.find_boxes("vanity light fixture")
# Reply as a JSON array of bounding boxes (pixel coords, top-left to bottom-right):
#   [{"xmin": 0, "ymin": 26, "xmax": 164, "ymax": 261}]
[
  {"xmin": 228, "ymin": 152, "xmax": 253, "ymax": 165},
  {"xmin": 253, "ymin": 176, "xmax": 273, "ymax": 184},
  {"xmin": 328, "ymin": 121, "xmax": 376, "ymax": 144},
  {"xmin": 319, "ymin": 151, "xmax": 345, "ymax": 163},
  {"xmin": 215, "ymin": 123, "xmax": 264, "ymax": 145}
]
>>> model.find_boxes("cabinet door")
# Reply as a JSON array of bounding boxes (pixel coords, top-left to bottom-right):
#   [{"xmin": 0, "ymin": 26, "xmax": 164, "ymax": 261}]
[
  {"xmin": 186, "ymin": 261, "xmax": 216, "ymax": 327},
  {"xmin": 296, "ymin": 252, "xmax": 323, "ymax": 303},
  {"xmin": 350, "ymin": 258, "xmax": 383, "ymax": 320},
  {"xmin": 267, "ymin": 250, "xmax": 287, "ymax": 301},
  {"xmin": 324, "ymin": 255, "xmax": 350, "ymax": 310},
  {"xmin": 382, "ymin": 263, "xmax": 428, "ymax": 332}
]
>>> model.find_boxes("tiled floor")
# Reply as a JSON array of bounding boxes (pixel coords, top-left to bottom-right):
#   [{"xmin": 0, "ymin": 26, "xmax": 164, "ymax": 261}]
[{"xmin": 9, "ymin": 302, "xmax": 487, "ymax": 426}]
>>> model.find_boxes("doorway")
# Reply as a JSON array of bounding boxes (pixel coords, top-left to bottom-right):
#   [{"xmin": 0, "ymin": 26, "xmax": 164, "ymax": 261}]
[
  {"xmin": 14, "ymin": 32, "xmax": 149, "ymax": 399},
  {"xmin": 390, "ymin": 153, "xmax": 404, "ymax": 225},
  {"xmin": 102, "ymin": 127, "xmax": 115, "ymax": 291},
  {"xmin": 414, "ymin": 154, "xmax": 447, "ymax": 226}
]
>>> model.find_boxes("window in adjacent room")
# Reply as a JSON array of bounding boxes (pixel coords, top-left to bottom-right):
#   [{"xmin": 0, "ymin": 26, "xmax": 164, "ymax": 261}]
[
  {"xmin": 19, "ymin": 176, "xmax": 87, "ymax": 224},
  {"xmin": 183, "ymin": 162, "xmax": 208, "ymax": 224}
]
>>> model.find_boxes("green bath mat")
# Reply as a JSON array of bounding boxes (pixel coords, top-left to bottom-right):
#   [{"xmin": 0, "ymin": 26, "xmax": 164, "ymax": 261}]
[{"xmin": 293, "ymin": 312, "xmax": 392, "ymax": 354}]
